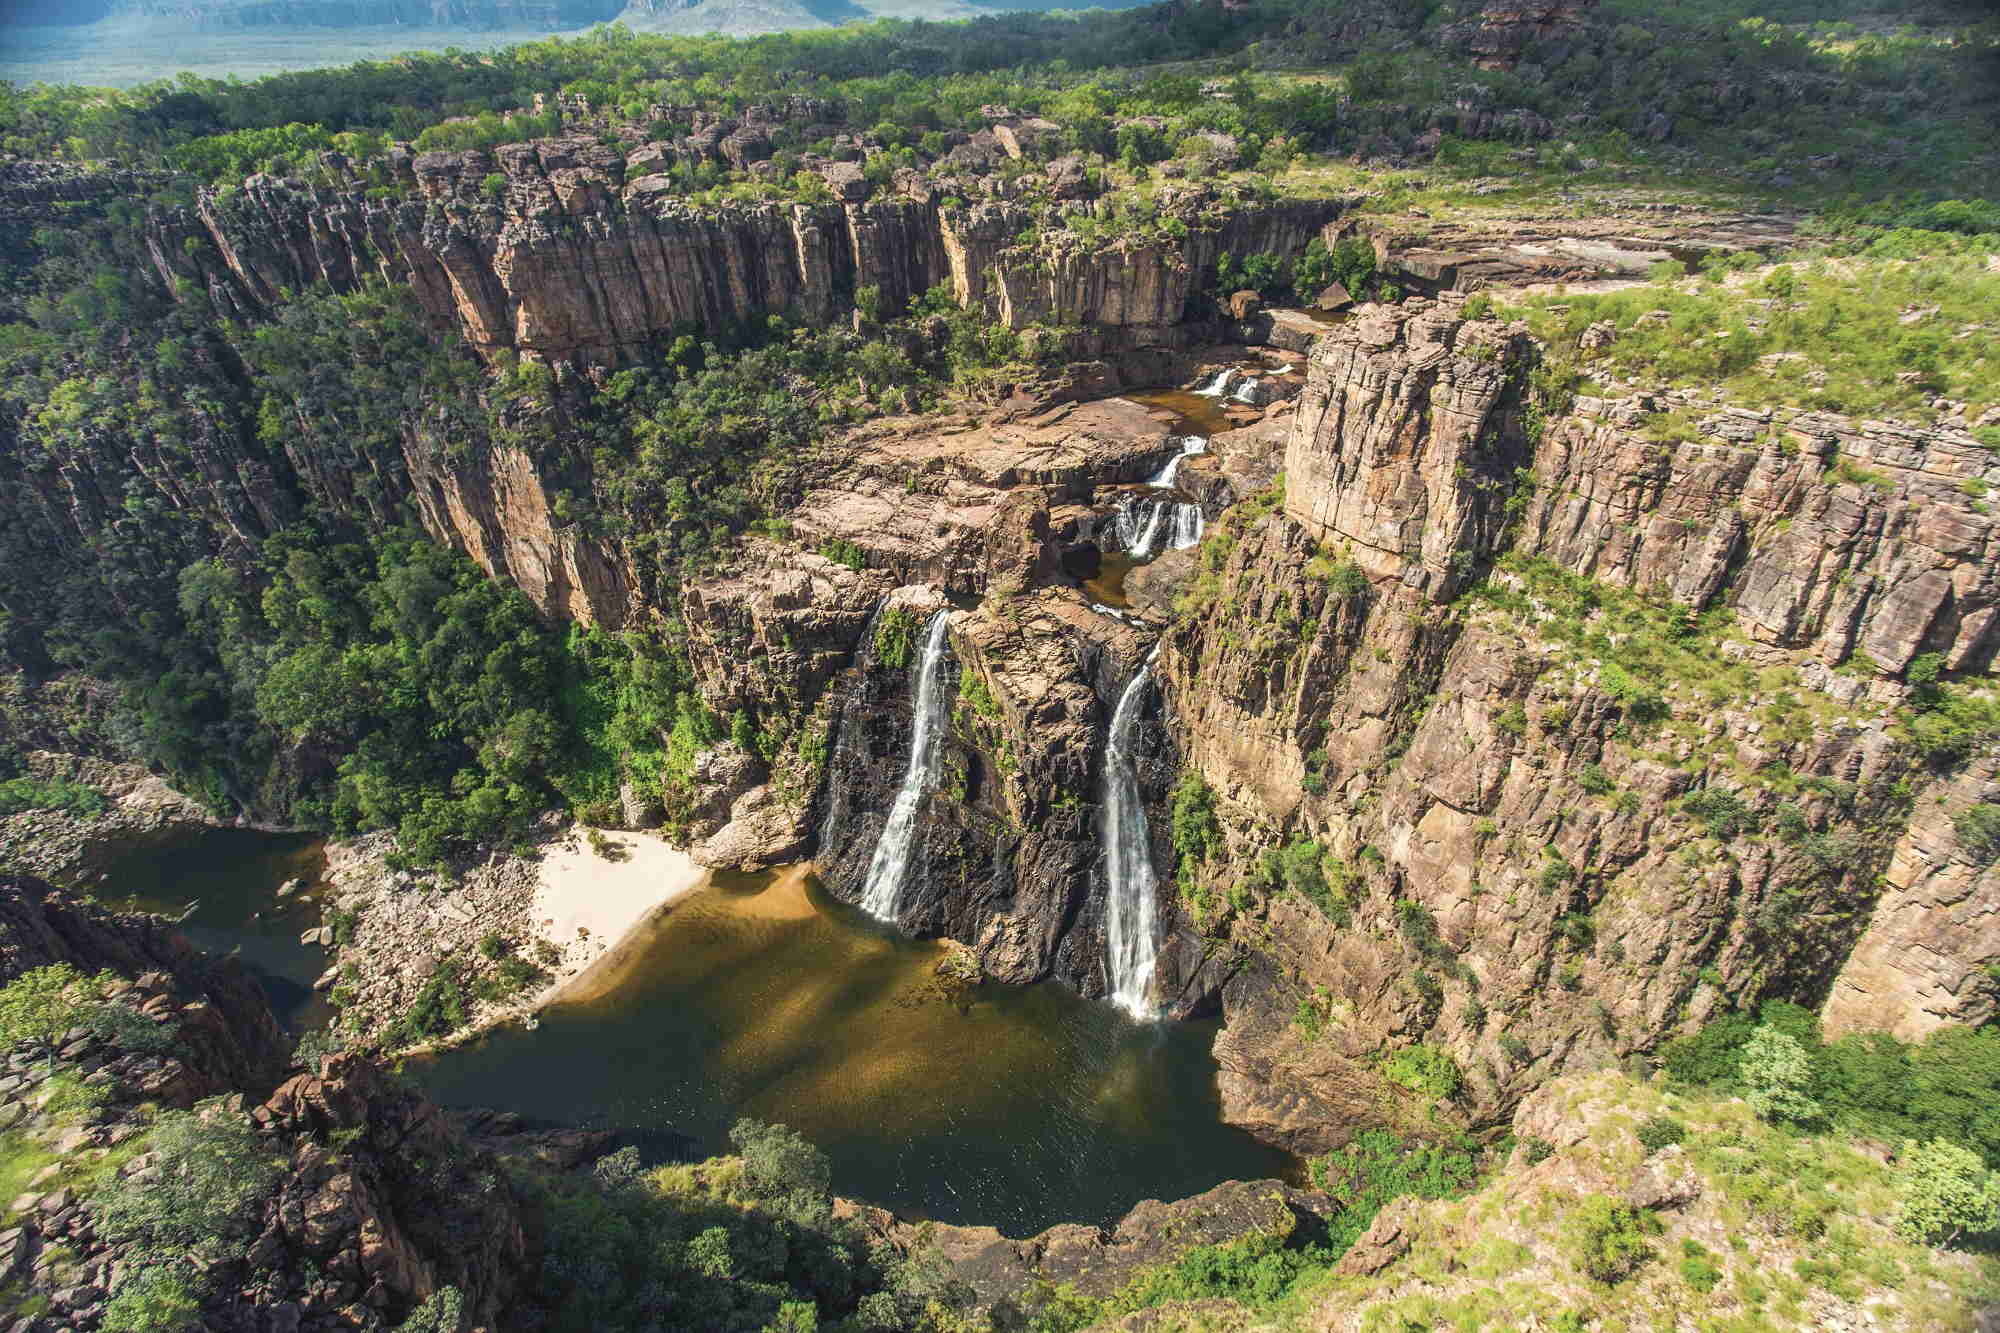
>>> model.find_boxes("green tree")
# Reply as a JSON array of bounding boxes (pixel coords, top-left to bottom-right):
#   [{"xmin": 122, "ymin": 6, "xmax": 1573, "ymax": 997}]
[
  {"xmin": 0, "ymin": 964, "xmax": 107, "ymax": 1069},
  {"xmin": 1896, "ymin": 1139, "xmax": 2000, "ymax": 1246},
  {"xmin": 1740, "ymin": 1025, "xmax": 1821, "ymax": 1124}
]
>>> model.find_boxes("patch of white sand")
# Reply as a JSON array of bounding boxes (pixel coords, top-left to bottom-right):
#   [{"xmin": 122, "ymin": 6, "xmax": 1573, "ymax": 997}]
[{"xmin": 530, "ymin": 828, "xmax": 708, "ymax": 981}]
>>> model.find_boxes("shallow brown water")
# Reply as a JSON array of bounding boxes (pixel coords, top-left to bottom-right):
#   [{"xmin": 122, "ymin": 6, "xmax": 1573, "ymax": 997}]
[{"xmin": 409, "ymin": 865, "xmax": 1290, "ymax": 1233}]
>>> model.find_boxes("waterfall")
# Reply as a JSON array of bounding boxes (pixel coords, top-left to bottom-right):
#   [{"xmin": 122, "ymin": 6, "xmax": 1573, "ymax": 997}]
[
  {"xmin": 1168, "ymin": 503, "xmax": 1205, "ymax": 550},
  {"xmin": 1194, "ymin": 369, "xmax": 1238, "ymax": 398},
  {"xmin": 1101, "ymin": 654, "xmax": 1162, "ymax": 1018},
  {"xmin": 1113, "ymin": 495, "xmax": 1205, "ymax": 559},
  {"xmin": 1114, "ymin": 496, "xmax": 1169, "ymax": 558},
  {"xmin": 1146, "ymin": 436, "xmax": 1208, "ymax": 488},
  {"xmin": 1231, "ymin": 376, "xmax": 1264, "ymax": 405},
  {"xmin": 858, "ymin": 609, "xmax": 954, "ymax": 921}
]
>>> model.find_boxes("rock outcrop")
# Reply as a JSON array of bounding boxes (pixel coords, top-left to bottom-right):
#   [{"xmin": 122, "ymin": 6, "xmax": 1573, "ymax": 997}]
[
  {"xmin": 0, "ymin": 752, "xmax": 222, "ymax": 888},
  {"xmin": 149, "ymin": 152, "xmax": 1350, "ymax": 370},
  {"xmin": 0, "ymin": 875, "xmax": 528, "ymax": 1330}
]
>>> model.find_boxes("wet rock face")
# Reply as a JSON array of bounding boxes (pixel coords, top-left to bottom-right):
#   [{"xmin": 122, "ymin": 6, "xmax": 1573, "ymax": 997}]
[{"xmin": 817, "ymin": 588, "xmax": 1157, "ymax": 994}]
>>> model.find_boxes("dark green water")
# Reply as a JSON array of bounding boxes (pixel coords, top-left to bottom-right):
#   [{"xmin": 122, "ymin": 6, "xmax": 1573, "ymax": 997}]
[
  {"xmin": 100, "ymin": 828, "xmax": 329, "ymax": 1033},
  {"xmin": 410, "ymin": 865, "xmax": 1290, "ymax": 1234}
]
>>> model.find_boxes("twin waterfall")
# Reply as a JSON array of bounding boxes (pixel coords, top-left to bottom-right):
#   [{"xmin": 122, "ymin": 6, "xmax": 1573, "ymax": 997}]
[
  {"xmin": 858, "ymin": 403, "xmax": 1220, "ymax": 1014},
  {"xmin": 859, "ymin": 610, "xmax": 955, "ymax": 921},
  {"xmin": 1101, "ymin": 654, "xmax": 1163, "ymax": 1019}
]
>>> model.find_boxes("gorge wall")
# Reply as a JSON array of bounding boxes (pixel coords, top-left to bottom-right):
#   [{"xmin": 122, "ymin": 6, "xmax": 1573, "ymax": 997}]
[
  {"xmin": 1149, "ymin": 294, "xmax": 2000, "ymax": 1142},
  {"xmin": 147, "ymin": 145, "xmax": 1349, "ymax": 373}
]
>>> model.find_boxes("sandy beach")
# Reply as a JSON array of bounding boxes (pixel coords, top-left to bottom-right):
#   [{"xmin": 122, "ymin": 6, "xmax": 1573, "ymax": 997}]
[{"xmin": 529, "ymin": 827, "xmax": 710, "ymax": 994}]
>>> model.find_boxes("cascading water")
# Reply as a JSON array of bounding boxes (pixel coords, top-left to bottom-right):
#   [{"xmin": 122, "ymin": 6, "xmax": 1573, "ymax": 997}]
[
  {"xmin": 1115, "ymin": 496, "xmax": 1171, "ymax": 558},
  {"xmin": 858, "ymin": 609, "xmax": 954, "ymax": 921},
  {"xmin": 1194, "ymin": 369, "xmax": 1237, "ymax": 398},
  {"xmin": 1168, "ymin": 503, "xmax": 1205, "ymax": 550},
  {"xmin": 1101, "ymin": 653, "xmax": 1162, "ymax": 1019},
  {"xmin": 1114, "ymin": 494, "xmax": 1206, "ymax": 559},
  {"xmin": 1146, "ymin": 436, "xmax": 1208, "ymax": 488}
]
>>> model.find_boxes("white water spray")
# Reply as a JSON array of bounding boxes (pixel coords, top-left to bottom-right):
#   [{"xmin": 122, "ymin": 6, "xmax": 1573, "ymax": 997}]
[
  {"xmin": 1101, "ymin": 653, "xmax": 1162, "ymax": 1018},
  {"xmin": 1168, "ymin": 503, "xmax": 1205, "ymax": 549},
  {"xmin": 1194, "ymin": 369, "xmax": 1238, "ymax": 398},
  {"xmin": 1146, "ymin": 436, "xmax": 1207, "ymax": 488},
  {"xmin": 859, "ymin": 609, "xmax": 954, "ymax": 921}
]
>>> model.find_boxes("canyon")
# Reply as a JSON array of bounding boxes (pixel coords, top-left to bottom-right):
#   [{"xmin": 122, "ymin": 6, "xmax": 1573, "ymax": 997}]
[{"xmin": 1, "ymin": 2, "xmax": 1997, "ymax": 1326}]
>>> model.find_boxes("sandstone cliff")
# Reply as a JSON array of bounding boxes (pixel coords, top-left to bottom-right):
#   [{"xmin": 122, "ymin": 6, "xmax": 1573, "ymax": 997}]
[
  {"xmin": 149, "ymin": 147, "xmax": 1348, "ymax": 371},
  {"xmin": 1155, "ymin": 295, "xmax": 2000, "ymax": 1140}
]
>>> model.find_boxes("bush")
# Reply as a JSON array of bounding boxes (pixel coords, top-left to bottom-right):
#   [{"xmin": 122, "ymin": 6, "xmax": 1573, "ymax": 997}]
[
  {"xmin": 1677, "ymin": 1239, "xmax": 1722, "ymax": 1293},
  {"xmin": 1953, "ymin": 803, "xmax": 2000, "ymax": 864},
  {"xmin": 1896, "ymin": 1138, "xmax": 2000, "ymax": 1246},
  {"xmin": 1635, "ymin": 1115, "xmax": 1686, "ymax": 1152},
  {"xmin": 1564, "ymin": 1194, "xmax": 1655, "ymax": 1284},
  {"xmin": 1382, "ymin": 1044, "xmax": 1463, "ymax": 1101},
  {"xmin": 0, "ymin": 776, "xmax": 108, "ymax": 818},
  {"xmin": 0, "ymin": 963, "xmax": 122, "ymax": 1066},
  {"xmin": 101, "ymin": 1266, "xmax": 201, "ymax": 1333},
  {"xmin": 1681, "ymin": 786, "xmax": 1755, "ymax": 839},
  {"xmin": 93, "ymin": 1103, "xmax": 283, "ymax": 1259},
  {"xmin": 872, "ymin": 606, "xmax": 922, "ymax": 670}
]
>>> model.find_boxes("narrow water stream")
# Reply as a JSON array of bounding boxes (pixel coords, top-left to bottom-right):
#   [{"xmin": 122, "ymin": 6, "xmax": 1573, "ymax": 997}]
[{"xmin": 409, "ymin": 866, "xmax": 1289, "ymax": 1234}]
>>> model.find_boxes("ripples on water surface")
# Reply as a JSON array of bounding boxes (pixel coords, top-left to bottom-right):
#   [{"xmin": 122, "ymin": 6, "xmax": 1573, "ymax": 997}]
[
  {"xmin": 101, "ymin": 828, "xmax": 328, "ymax": 1032},
  {"xmin": 411, "ymin": 865, "xmax": 1290, "ymax": 1234}
]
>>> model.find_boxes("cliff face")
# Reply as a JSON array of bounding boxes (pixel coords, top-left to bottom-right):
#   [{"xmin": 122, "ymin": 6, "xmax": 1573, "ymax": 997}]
[
  {"xmin": 149, "ymin": 146, "xmax": 1350, "ymax": 371},
  {"xmin": 1160, "ymin": 296, "xmax": 2000, "ymax": 1138}
]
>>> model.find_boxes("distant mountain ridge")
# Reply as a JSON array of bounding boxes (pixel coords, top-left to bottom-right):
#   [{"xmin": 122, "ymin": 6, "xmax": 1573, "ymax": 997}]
[{"xmin": 104, "ymin": 0, "xmax": 625, "ymax": 26}]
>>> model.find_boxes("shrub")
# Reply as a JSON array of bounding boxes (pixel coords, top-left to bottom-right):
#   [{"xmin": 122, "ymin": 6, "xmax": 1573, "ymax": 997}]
[
  {"xmin": 1953, "ymin": 803, "xmax": 2000, "ymax": 864},
  {"xmin": 1564, "ymin": 1194, "xmax": 1655, "ymax": 1284},
  {"xmin": 730, "ymin": 1118, "xmax": 831, "ymax": 1204},
  {"xmin": 101, "ymin": 1266, "xmax": 201, "ymax": 1333},
  {"xmin": 1677, "ymin": 1239, "xmax": 1722, "ymax": 1293},
  {"xmin": 0, "ymin": 964, "xmax": 119, "ymax": 1067},
  {"xmin": 1169, "ymin": 775, "xmax": 1222, "ymax": 864},
  {"xmin": 872, "ymin": 606, "xmax": 922, "ymax": 670},
  {"xmin": 1577, "ymin": 764, "xmax": 1614, "ymax": 795},
  {"xmin": 0, "ymin": 776, "xmax": 108, "ymax": 818},
  {"xmin": 385, "ymin": 970, "xmax": 468, "ymax": 1047},
  {"xmin": 1681, "ymin": 785, "xmax": 1755, "ymax": 839},
  {"xmin": 1896, "ymin": 1138, "xmax": 2000, "ymax": 1246},
  {"xmin": 1740, "ymin": 1025, "xmax": 1821, "ymax": 1124},
  {"xmin": 93, "ymin": 1104, "xmax": 282, "ymax": 1258},
  {"xmin": 1382, "ymin": 1044, "xmax": 1463, "ymax": 1101},
  {"xmin": 1636, "ymin": 1115, "xmax": 1686, "ymax": 1152}
]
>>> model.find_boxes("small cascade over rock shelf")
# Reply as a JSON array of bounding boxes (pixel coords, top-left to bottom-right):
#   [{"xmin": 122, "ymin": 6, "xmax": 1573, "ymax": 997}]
[
  {"xmin": 1193, "ymin": 368, "xmax": 1238, "ymax": 398},
  {"xmin": 1146, "ymin": 436, "xmax": 1207, "ymax": 488},
  {"xmin": 1101, "ymin": 651, "xmax": 1162, "ymax": 1019},
  {"xmin": 1113, "ymin": 495, "xmax": 1205, "ymax": 559},
  {"xmin": 859, "ymin": 609, "xmax": 955, "ymax": 921}
]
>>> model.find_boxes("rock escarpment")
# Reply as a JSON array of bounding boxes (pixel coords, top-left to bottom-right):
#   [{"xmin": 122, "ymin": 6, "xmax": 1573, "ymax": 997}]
[
  {"xmin": 149, "ymin": 144, "xmax": 1349, "ymax": 371},
  {"xmin": 1160, "ymin": 294, "xmax": 2000, "ymax": 1138}
]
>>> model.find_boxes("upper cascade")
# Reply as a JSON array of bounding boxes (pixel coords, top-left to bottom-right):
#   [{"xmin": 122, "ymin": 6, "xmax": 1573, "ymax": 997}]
[
  {"xmin": 858, "ymin": 608, "xmax": 955, "ymax": 922},
  {"xmin": 1101, "ymin": 652, "xmax": 1162, "ymax": 1019}
]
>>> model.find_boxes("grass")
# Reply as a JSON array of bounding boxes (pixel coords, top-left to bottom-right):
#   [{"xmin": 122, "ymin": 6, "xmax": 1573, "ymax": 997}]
[{"xmin": 1502, "ymin": 246, "xmax": 2000, "ymax": 424}]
